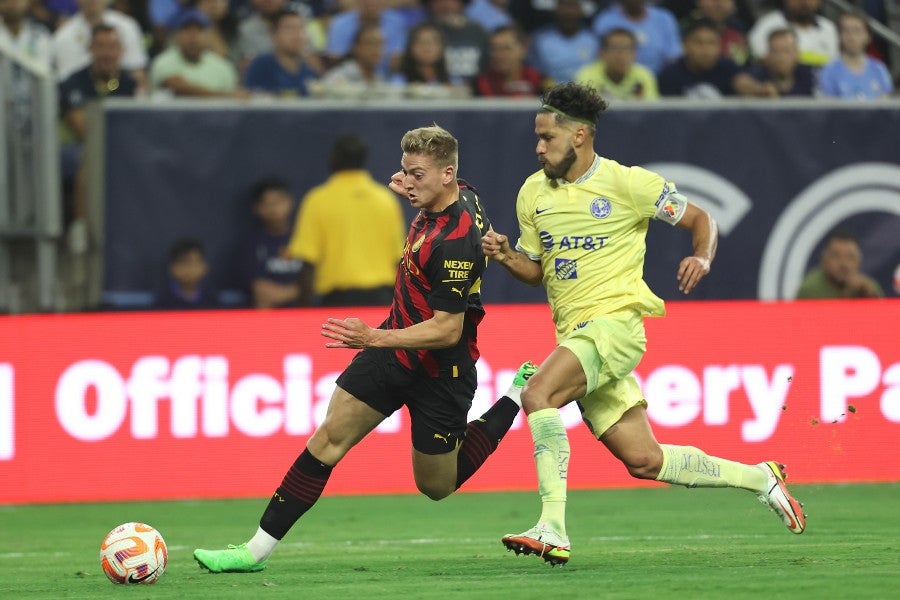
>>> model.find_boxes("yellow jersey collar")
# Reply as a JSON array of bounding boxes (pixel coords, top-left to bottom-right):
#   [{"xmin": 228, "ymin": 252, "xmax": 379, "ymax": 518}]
[{"xmin": 555, "ymin": 154, "xmax": 602, "ymax": 186}]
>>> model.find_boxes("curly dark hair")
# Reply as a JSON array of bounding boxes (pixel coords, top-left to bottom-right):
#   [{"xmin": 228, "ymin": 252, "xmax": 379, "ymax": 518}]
[{"xmin": 539, "ymin": 83, "xmax": 609, "ymax": 131}]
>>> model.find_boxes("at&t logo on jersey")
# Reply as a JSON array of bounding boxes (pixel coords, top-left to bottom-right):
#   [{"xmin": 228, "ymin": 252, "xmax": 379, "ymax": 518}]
[
  {"xmin": 539, "ymin": 230, "xmax": 609, "ymax": 253},
  {"xmin": 555, "ymin": 258, "xmax": 578, "ymax": 280},
  {"xmin": 558, "ymin": 235, "xmax": 608, "ymax": 250}
]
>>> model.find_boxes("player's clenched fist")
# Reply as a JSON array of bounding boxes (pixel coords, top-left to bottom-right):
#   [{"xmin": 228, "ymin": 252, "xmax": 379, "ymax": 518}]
[
  {"xmin": 482, "ymin": 229, "xmax": 511, "ymax": 262},
  {"xmin": 388, "ymin": 171, "xmax": 407, "ymax": 197}
]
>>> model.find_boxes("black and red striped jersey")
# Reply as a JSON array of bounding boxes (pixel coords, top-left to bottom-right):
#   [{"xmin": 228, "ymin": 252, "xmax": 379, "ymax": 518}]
[{"xmin": 383, "ymin": 182, "xmax": 491, "ymax": 377}]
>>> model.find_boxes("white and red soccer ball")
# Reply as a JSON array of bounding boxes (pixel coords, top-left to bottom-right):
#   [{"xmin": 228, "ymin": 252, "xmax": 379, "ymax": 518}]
[{"xmin": 99, "ymin": 522, "xmax": 168, "ymax": 584}]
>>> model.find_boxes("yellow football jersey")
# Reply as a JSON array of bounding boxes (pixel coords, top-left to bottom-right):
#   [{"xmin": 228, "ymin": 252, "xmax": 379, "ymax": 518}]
[{"xmin": 515, "ymin": 155, "xmax": 687, "ymax": 339}]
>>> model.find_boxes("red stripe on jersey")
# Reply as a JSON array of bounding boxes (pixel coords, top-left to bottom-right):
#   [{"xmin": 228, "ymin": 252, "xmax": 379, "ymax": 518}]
[
  {"xmin": 443, "ymin": 210, "xmax": 474, "ymax": 242},
  {"xmin": 388, "ymin": 190, "xmax": 487, "ymax": 376},
  {"xmin": 392, "ymin": 212, "xmax": 437, "ymax": 371}
]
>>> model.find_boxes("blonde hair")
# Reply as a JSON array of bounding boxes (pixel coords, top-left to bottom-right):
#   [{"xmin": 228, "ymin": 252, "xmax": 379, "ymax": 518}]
[{"xmin": 400, "ymin": 125, "xmax": 459, "ymax": 172}]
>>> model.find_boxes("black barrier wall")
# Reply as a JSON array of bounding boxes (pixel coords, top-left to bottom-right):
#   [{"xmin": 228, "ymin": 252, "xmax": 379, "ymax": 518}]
[{"xmin": 99, "ymin": 100, "xmax": 900, "ymax": 307}]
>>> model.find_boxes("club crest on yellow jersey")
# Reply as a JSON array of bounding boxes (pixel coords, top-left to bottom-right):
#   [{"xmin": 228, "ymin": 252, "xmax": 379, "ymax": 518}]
[{"xmin": 590, "ymin": 197, "xmax": 612, "ymax": 219}]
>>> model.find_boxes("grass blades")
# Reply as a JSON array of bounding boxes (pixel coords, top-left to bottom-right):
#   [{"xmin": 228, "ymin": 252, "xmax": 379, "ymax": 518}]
[{"xmin": 1, "ymin": 484, "xmax": 897, "ymax": 599}]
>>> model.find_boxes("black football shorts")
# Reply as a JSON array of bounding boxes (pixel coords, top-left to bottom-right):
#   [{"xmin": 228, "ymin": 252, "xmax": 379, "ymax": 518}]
[{"xmin": 335, "ymin": 347, "xmax": 477, "ymax": 455}]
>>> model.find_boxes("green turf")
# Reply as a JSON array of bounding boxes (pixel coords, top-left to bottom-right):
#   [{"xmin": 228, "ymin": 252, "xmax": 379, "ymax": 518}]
[{"xmin": 1, "ymin": 484, "xmax": 897, "ymax": 599}]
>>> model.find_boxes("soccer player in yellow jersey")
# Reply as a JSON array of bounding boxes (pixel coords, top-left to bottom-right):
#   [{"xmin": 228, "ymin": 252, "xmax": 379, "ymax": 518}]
[{"xmin": 482, "ymin": 82, "xmax": 806, "ymax": 566}]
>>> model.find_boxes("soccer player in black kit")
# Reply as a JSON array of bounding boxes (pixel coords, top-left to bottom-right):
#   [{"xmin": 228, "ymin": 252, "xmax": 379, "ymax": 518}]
[{"xmin": 194, "ymin": 125, "xmax": 535, "ymax": 572}]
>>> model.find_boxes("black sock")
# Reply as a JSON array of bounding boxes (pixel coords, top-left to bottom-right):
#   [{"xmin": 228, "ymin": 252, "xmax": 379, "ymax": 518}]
[
  {"xmin": 259, "ymin": 448, "xmax": 333, "ymax": 540},
  {"xmin": 455, "ymin": 396, "xmax": 520, "ymax": 489}
]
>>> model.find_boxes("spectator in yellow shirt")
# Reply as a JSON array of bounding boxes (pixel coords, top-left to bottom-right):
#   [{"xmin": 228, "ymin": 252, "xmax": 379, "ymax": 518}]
[
  {"xmin": 575, "ymin": 28, "xmax": 658, "ymax": 101},
  {"xmin": 287, "ymin": 133, "xmax": 406, "ymax": 307}
]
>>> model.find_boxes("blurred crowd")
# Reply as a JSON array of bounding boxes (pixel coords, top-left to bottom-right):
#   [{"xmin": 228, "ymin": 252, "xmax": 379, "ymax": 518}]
[
  {"xmin": 1, "ymin": 0, "xmax": 897, "ymax": 311},
  {"xmin": 1, "ymin": 0, "xmax": 897, "ymax": 103}
]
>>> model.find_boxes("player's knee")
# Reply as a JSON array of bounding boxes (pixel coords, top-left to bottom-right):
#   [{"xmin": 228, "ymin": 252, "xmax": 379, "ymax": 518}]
[
  {"xmin": 416, "ymin": 480, "xmax": 454, "ymax": 501},
  {"xmin": 520, "ymin": 385, "xmax": 550, "ymax": 413},
  {"xmin": 622, "ymin": 450, "xmax": 663, "ymax": 480},
  {"xmin": 307, "ymin": 425, "xmax": 351, "ymax": 464}
]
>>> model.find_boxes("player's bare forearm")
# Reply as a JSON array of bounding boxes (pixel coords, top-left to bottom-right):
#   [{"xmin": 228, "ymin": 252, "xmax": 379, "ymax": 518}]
[
  {"xmin": 372, "ymin": 314, "xmax": 464, "ymax": 349},
  {"xmin": 687, "ymin": 208, "xmax": 717, "ymax": 263},
  {"xmin": 482, "ymin": 230, "xmax": 543, "ymax": 286},
  {"xmin": 321, "ymin": 310, "xmax": 464, "ymax": 350},
  {"xmin": 497, "ymin": 250, "xmax": 543, "ymax": 286},
  {"xmin": 675, "ymin": 204, "xmax": 718, "ymax": 294}
]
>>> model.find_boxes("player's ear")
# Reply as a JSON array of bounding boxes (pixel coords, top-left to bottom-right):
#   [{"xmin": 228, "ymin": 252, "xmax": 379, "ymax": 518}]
[
  {"xmin": 572, "ymin": 126, "xmax": 587, "ymax": 147},
  {"xmin": 442, "ymin": 165, "xmax": 455, "ymax": 185}
]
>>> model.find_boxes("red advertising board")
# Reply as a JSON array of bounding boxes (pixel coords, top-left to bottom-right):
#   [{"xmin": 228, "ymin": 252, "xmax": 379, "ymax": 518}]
[{"xmin": 1, "ymin": 300, "xmax": 897, "ymax": 504}]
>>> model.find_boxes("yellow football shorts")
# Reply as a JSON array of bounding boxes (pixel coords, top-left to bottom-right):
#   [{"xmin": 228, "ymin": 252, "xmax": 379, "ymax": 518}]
[{"xmin": 558, "ymin": 310, "xmax": 648, "ymax": 438}]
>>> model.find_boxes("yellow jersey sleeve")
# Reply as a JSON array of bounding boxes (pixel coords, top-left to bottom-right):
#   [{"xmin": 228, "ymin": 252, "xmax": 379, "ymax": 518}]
[{"xmin": 625, "ymin": 166, "xmax": 687, "ymax": 226}]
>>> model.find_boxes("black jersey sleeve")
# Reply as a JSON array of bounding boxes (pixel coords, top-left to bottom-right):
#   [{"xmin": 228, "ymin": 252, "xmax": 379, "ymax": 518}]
[{"xmin": 459, "ymin": 185, "xmax": 491, "ymax": 237}]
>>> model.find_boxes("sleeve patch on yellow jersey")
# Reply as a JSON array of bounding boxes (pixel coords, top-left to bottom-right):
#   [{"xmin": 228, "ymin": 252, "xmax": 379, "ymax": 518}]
[{"xmin": 654, "ymin": 190, "xmax": 688, "ymax": 226}]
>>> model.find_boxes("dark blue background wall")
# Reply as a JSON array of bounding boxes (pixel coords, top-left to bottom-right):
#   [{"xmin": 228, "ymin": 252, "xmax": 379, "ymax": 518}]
[{"xmin": 100, "ymin": 101, "xmax": 900, "ymax": 306}]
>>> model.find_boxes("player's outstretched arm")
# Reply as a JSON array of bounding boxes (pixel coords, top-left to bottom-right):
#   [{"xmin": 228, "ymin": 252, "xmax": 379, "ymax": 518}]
[
  {"xmin": 482, "ymin": 230, "xmax": 543, "ymax": 286},
  {"xmin": 321, "ymin": 310, "xmax": 465, "ymax": 350},
  {"xmin": 675, "ymin": 203, "xmax": 718, "ymax": 294}
]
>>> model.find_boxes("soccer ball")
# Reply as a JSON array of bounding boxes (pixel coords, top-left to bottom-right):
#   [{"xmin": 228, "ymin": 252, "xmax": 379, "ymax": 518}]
[{"xmin": 99, "ymin": 522, "xmax": 168, "ymax": 584}]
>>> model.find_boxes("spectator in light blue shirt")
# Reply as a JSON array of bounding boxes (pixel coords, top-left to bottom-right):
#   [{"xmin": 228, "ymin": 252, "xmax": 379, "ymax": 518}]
[
  {"xmin": 149, "ymin": 0, "xmax": 181, "ymax": 30},
  {"xmin": 817, "ymin": 11, "xmax": 893, "ymax": 99},
  {"xmin": 593, "ymin": 0, "xmax": 682, "ymax": 74},
  {"xmin": 465, "ymin": 0, "xmax": 513, "ymax": 32},
  {"xmin": 529, "ymin": 0, "xmax": 598, "ymax": 84},
  {"xmin": 325, "ymin": 0, "xmax": 408, "ymax": 72}
]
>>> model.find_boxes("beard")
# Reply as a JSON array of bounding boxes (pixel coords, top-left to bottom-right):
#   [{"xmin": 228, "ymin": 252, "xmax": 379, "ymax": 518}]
[{"xmin": 542, "ymin": 145, "xmax": 578, "ymax": 180}]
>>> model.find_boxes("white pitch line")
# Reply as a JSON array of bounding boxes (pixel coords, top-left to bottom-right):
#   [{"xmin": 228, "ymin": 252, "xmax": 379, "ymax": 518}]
[
  {"xmin": 277, "ymin": 532, "xmax": 777, "ymax": 549},
  {"xmin": 0, "ymin": 533, "xmax": 848, "ymax": 560},
  {"xmin": 0, "ymin": 545, "xmax": 191, "ymax": 559},
  {"xmin": 0, "ymin": 551, "xmax": 73, "ymax": 559}
]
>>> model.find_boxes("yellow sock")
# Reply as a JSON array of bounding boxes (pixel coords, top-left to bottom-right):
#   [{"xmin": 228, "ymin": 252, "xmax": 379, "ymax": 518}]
[
  {"xmin": 528, "ymin": 409, "xmax": 569, "ymax": 537},
  {"xmin": 656, "ymin": 444, "xmax": 767, "ymax": 492}
]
